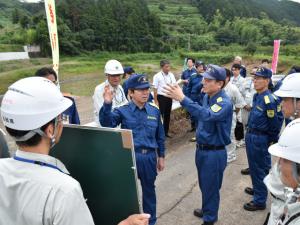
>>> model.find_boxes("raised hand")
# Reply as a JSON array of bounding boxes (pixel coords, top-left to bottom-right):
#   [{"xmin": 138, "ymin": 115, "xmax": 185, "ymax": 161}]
[
  {"xmin": 103, "ymin": 84, "xmax": 114, "ymax": 104},
  {"xmin": 163, "ymin": 83, "xmax": 185, "ymax": 102}
]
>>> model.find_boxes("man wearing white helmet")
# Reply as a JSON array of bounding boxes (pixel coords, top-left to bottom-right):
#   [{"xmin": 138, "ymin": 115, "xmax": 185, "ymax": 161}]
[
  {"xmin": 274, "ymin": 73, "xmax": 300, "ymax": 120},
  {"xmin": 93, "ymin": 59, "xmax": 128, "ymax": 126},
  {"xmin": 0, "ymin": 77, "xmax": 149, "ymax": 225},
  {"xmin": 263, "ymin": 73, "xmax": 300, "ymax": 225},
  {"xmin": 264, "ymin": 118, "xmax": 300, "ymax": 225}
]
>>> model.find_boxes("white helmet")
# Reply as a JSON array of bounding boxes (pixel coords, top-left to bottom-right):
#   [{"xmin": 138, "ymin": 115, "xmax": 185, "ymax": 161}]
[
  {"xmin": 269, "ymin": 118, "xmax": 300, "ymax": 164},
  {"xmin": 1, "ymin": 77, "xmax": 72, "ymax": 131},
  {"xmin": 274, "ymin": 73, "xmax": 300, "ymax": 98},
  {"xmin": 104, "ymin": 59, "xmax": 124, "ymax": 75}
]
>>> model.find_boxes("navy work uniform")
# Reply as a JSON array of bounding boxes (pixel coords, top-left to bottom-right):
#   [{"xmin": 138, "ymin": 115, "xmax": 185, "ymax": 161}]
[
  {"xmin": 245, "ymin": 68, "xmax": 283, "ymax": 210},
  {"xmin": 100, "ymin": 74, "xmax": 165, "ymax": 225},
  {"xmin": 63, "ymin": 95, "xmax": 80, "ymax": 124},
  {"xmin": 181, "ymin": 67, "xmax": 197, "ymax": 96},
  {"xmin": 186, "ymin": 72, "xmax": 205, "ymax": 129},
  {"xmin": 181, "ymin": 65, "xmax": 233, "ymax": 224}
]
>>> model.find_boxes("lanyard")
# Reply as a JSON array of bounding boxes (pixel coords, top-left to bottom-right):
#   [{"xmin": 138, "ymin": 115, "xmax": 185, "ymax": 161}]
[
  {"xmin": 113, "ymin": 87, "xmax": 126, "ymax": 105},
  {"xmin": 13, "ymin": 155, "xmax": 64, "ymax": 173},
  {"xmin": 161, "ymin": 72, "xmax": 173, "ymax": 85}
]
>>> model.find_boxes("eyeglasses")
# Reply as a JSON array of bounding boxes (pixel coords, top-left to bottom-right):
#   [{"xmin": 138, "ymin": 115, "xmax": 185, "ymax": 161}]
[{"xmin": 56, "ymin": 114, "xmax": 69, "ymax": 124}]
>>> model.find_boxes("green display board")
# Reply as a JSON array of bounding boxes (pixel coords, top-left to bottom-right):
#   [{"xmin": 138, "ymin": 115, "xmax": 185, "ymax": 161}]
[{"xmin": 51, "ymin": 125, "xmax": 140, "ymax": 225}]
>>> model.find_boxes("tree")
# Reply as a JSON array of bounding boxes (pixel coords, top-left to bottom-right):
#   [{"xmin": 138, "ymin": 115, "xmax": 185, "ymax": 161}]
[
  {"xmin": 12, "ymin": 8, "xmax": 20, "ymax": 24},
  {"xmin": 244, "ymin": 42, "xmax": 257, "ymax": 55},
  {"xmin": 158, "ymin": 3, "xmax": 165, "ymax": 11},
  {"xmin": 20, "ymin": 15, "xmax": 30, "ymax": 29},
  {"xmin": 35, "ymin": 20, "xmax": 50, "ymax": 56}
]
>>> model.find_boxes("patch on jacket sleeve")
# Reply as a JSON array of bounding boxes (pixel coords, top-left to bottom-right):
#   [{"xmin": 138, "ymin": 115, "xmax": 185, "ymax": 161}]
[
  {"xmin": 217, "ymin": 97, "xmax": 223, "ymax": 103},
  {"xmin": 267, "ymin": 110, "xmax": 275, "ymax": 118},
  {"xmin": 264, "ymin": 95, "xmax": 270, "ymax": 104},
  {"xmin": 211, "ymin": 104, "xmax": 222, "ymax": 113}
]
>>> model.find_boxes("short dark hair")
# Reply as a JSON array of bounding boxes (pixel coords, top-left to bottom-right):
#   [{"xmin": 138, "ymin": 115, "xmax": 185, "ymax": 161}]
[
  {"xmin": 186, "ymin": 57, "xmax": 195, "ymax": 63},
  {"xmin": 5, "ymin": 119, "xmax": 55, "ymax": 147},
  {"xmin": 35, "ymin": 67, "xmax": 57, "ymax": 81},
  {"xmin": 225, "ymin": 68, "xmax": 232, "ymax": 78},
  {"xmin": 232, "ymin": 64, "xmax": 241, "ymax": 70},
  {"xmin": 216, "ymin": 80, "xmax": 226, "ymax": 89},
  {"xmin": 160, "ymin": 59, "xmax": 170, "ymax": 68},
  {"xmin": 262, "ymin": 59, "xmax": 270, "ymax": 64},
  {"xmin": 288, "ymin": 65, "xmax": 300, "ymax": 75}
]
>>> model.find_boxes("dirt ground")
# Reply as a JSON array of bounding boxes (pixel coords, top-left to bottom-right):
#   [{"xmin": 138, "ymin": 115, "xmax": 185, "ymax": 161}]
[{"xmin": 0, "ymin": 95, "xmax": 272, "ymax": 225}]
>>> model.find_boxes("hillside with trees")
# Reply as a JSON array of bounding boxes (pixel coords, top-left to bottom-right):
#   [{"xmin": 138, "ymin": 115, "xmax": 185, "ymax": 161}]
[{"xmin": 1, "ymin": 0, "xmax": 300, "ymax": 55}]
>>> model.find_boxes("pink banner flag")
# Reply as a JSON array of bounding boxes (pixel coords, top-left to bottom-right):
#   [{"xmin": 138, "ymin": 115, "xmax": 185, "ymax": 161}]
[{"xmin": 271, "ymin": 40, "xmax": 281, "ymax": 74}]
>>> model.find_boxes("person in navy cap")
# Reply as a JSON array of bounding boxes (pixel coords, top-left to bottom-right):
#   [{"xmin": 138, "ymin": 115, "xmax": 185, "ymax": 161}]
[
  {"xmin": 181, "ymin": 57, "xmax": 197, "ymax": 96},
  {"xmin": 163, "ymin": 64, "xmax": 233, "ymax": 225},
  {"xmin": 186, "ymin": 60, "xmax": 206, "ymax": 139},
  {"xmin": 122, "ymin": 66, "xmax": 135, "ymax": 99},
  {"xmin": 243, "ymin": 67, "xmax": 283, "ymax": 211},
  {"xmin": 100, "ymin": 74, "xmax": 165, "ymax": 225}
]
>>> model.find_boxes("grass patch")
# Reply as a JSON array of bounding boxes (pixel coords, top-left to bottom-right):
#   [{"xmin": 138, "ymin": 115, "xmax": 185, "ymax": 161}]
[{"xmin": 0, "ymin": 50, "xmax": 298, "ymax": 95}]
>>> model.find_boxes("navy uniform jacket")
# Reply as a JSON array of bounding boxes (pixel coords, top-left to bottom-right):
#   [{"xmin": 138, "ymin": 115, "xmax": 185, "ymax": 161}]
[
  {"xmin": 186, "ymin": 73, "xmax": 205, "ymax": 105},
  {"xmin": 63, "ymin": 96, "xmax": 80, "ymax": 125},
  {"xmin": 122, "ymin": 79, "xmax": 129, "ymax": 99},
  {"xmin": 240, "ymin": 66, "xmax": 247, "ymax": 78},
  {"xmin": 0, "ymin": 131, "xmax": 9, "ymax": 158},
  {"xmin": 181, "ymin": 68, "xmax": 197, "ymax": 93},
  {"xmin": 100, "ymin": 101, "xmax": 165, "ymax": 157},
  {"xmin": 181, "ymin": 90, "xmax": 233, "ymax": 146},
  {"xmin": 248, "ymin": 90, "xmax": 283, "ymax": 143}
]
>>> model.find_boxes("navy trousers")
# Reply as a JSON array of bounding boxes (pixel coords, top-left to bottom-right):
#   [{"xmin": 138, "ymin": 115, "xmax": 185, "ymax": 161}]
[
  {"xmin": 136, "ymin": 151, "xmax": 157, "ymax": 225},
  {"xmin": 245, "ymin": 132, "xmax": 269, "ymax": 206},
  {"xmin": 195, "ymin": 148, "xmax": 227, "ymax": 223}
]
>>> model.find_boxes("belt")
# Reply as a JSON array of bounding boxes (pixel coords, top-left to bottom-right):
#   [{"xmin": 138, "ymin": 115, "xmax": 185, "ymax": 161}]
[
  {"xmin": 270, "ymin": 192, "xmax": 284, "ymax": 202},
  {"xmin": 247, "ymin": 128, "xmax": 268, "ymax": 136},
  {"xmin": 196, "ymin": 144, "xmax": 225, "ymax": 151},
  {"xmin": 135, "ymin": 148, "xmax": 155, "ymax": 154}
]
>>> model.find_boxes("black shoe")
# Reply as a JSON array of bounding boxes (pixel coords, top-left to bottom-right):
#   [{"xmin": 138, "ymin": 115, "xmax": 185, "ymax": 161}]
[
  {"xmin": 244, "ymin": 187, "xmax": 254, "ymax": 195},
  {"xmin": 202, "ymin": 222, "xmax": 214, "ymax": 225},
  {"xmin": 241, "ymin": 167, "xmax": 250, "ymax": 175},
  {"xmin": 165, "ymin": 134, "xmax": 172, "ymax": 138},
  {"xmin": 243, "ymin": 201, "xmax": 266, "ymax": 211},
  {"xmin": 193, "ymin": 208, "xmax": 203, "ymax": 218}
]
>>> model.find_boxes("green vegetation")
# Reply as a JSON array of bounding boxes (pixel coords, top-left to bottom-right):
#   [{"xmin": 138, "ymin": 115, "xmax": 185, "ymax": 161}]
[
  {"xmin": 1, "ymin": 48, "xmax": 299, "ymax": 96},
  {"xmin": 1, "ymin": 0, "xmax": 300, "ymax": 96},
  {"xmin": 2, "ymin": 0, "xmax": 300, "ymax": 54}
]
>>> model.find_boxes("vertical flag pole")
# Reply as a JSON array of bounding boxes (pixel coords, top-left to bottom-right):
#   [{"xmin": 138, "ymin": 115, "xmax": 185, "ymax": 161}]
[
  {"xmin": 44, "ymin": 0, "xmax": 60, "ymax": 88},
  {"xmin": 271, "ymin": 40, "xmax": 281, "ymax": 75}
]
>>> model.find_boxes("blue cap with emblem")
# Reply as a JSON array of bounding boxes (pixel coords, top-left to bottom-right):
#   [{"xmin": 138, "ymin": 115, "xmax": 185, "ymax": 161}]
[
  {"xmin": 127, "ymin": 74, "xmax": 150, "ymax": 90},
  {"xmin": 202, "ymin": 64, "xmax": 226, "ymax": 81},
  {"xmin": 255, "ymin": 67, "xmax": 272, "ymax": 78}
]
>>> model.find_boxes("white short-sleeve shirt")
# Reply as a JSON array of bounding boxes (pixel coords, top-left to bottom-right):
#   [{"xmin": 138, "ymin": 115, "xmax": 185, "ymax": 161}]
[
  {"xmin": 152, "ymin": 71, "xmax": 176, "ymax": 96},
  {"xmin": 93, "ymin": 80, "xmax": 128, "ymax": 126},
  {"xmin": 0, "ymin": 150, "xmax": 95, "ymax": 225}
]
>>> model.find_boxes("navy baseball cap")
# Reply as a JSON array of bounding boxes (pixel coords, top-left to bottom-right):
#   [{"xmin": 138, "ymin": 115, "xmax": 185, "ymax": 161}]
[
  {"xmin": 255, "ymin": 67, "xmax": 272, "ymax": 78},
  {"xmin": 127, "ymin": 74, "xmax": 150, "ymax": 90},
  {"xmin": 203, "ymin": 64, "xmax": 226, "ymax": 81},
  {"xmin": 123, "ymin": 66, "xmax": 135, "ymax": 74}
]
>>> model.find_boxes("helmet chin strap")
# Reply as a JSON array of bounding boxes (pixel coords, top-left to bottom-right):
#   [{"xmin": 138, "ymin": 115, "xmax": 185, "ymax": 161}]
[
  {"xmin": 13, "ymin": 117, "xmax": 60, "ymax": 149},
  {"xmin": 50, "ymin": 117, "xmax": 60, "ymax": 149},
  {"xmin": 293, "ymin": 98, "xmax": 299, "ymax": 119}
]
